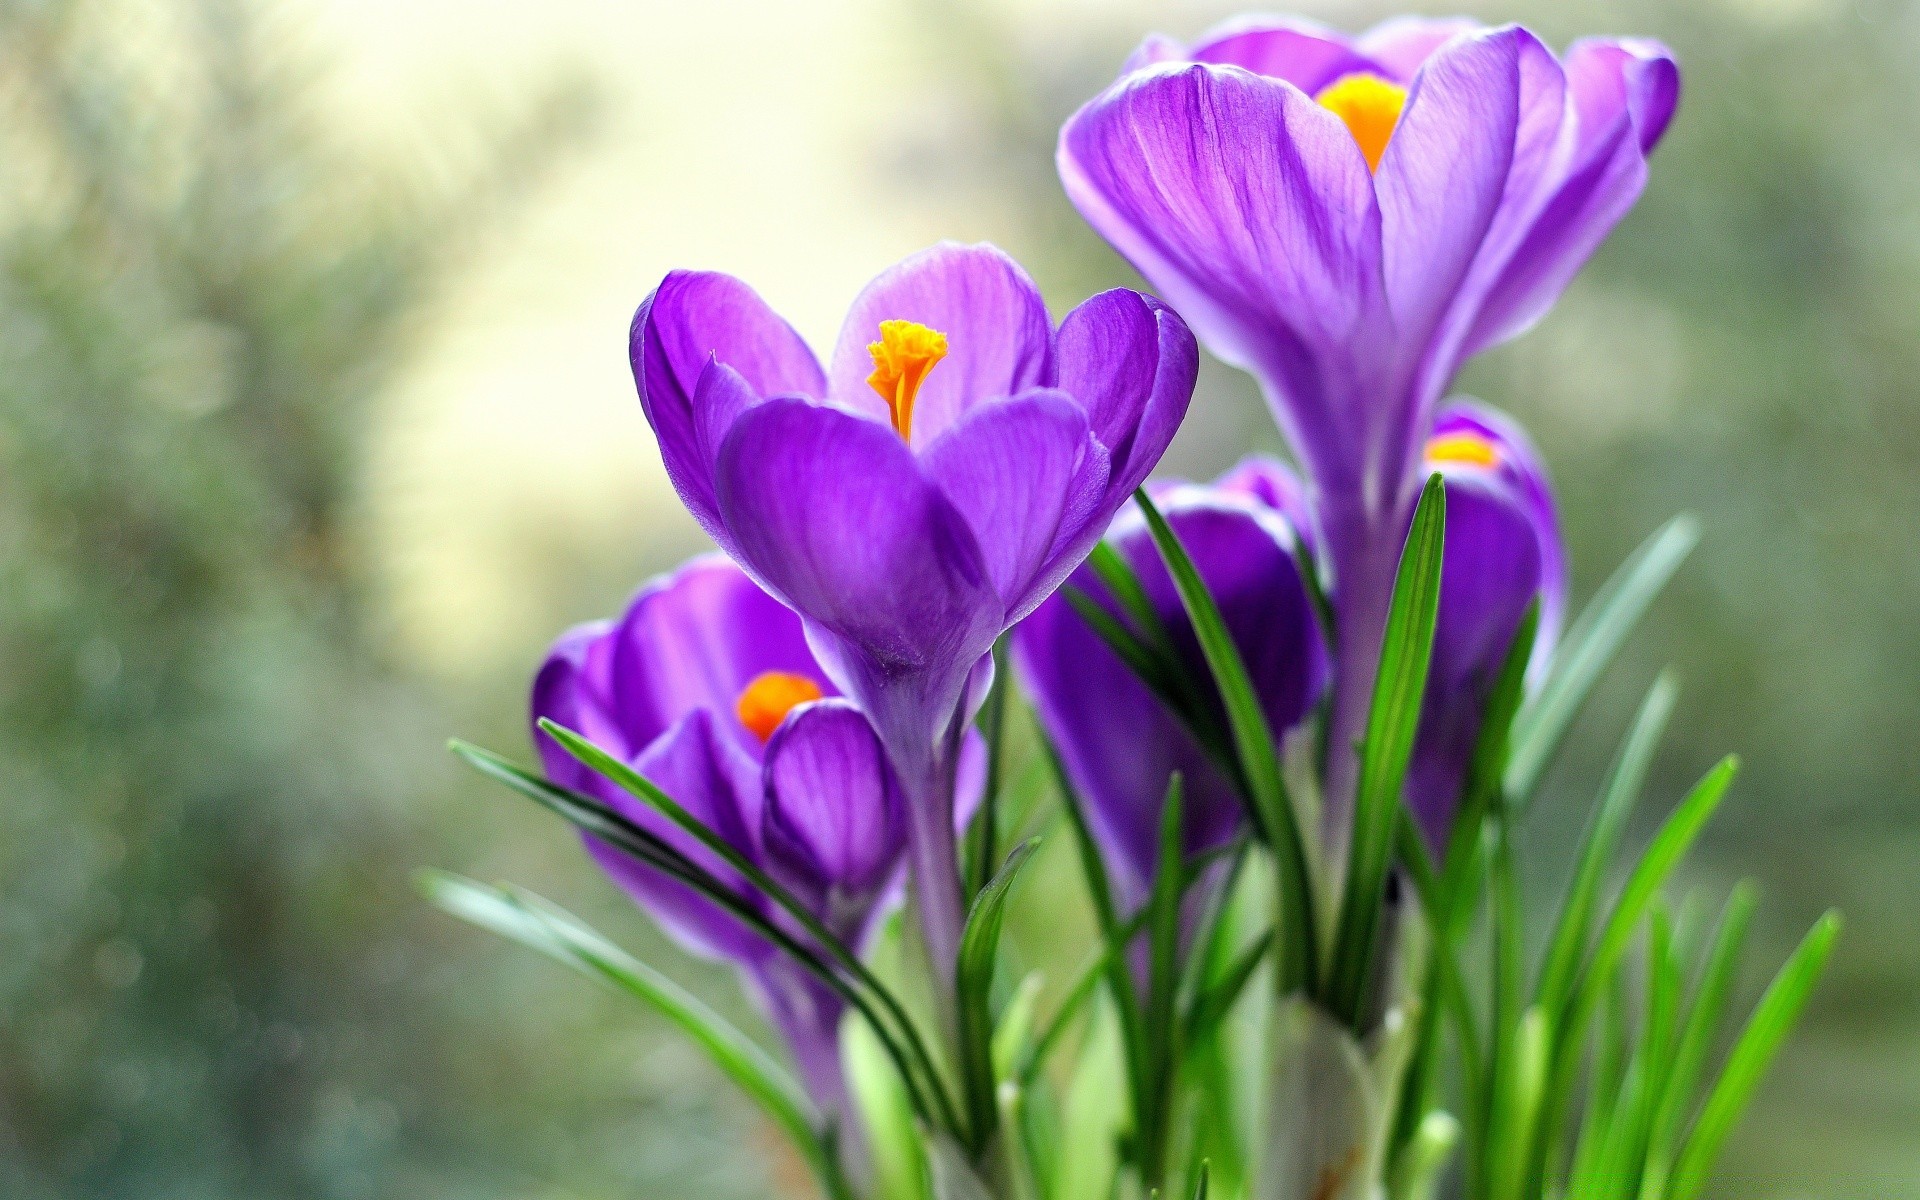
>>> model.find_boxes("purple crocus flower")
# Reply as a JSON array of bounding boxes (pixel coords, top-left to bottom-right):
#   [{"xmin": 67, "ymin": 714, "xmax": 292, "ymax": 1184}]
[
  {"xmin": 1013, "ymin": 462, "xmax": 1328, "ymax": 914},
  {"xmin": 531, "ymin": 555, "xmax": 981, "ymax": 1141},
  {"xmin": 1058, "ymin": 14, "xmax": 1675, "ymax": 834},
  {"xmin": 631, "ymin": 242, "xmax": 1196, "ymax": 972},
  {"xmin": 1407, "ymin": 402, "xmax": 1566, "ymax": 845}
]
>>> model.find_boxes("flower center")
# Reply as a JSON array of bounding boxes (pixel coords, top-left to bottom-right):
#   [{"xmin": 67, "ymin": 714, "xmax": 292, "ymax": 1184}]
[
  {"xmin": 867, "ymin": 319, "xmax": 948, "ymax": 440},
  {"xmin": 1316, "ymin": 72, "xmax": 1407, "ymax": 173},
  {"xmin": 1425, "ymin": 431, "xmax": 1502, "ymax": 470},
  {"xmin": 735, "ymin": 670, "xmax": 824, "ymax": 742}
]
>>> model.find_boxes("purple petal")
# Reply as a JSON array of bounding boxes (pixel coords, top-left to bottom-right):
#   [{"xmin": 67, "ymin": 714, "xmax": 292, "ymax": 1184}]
[
  {"xmin": 922, "ymin": 390, "xmax": 1104, "ymax": 609},
  {"xmin": 714, "ymin": 397, "xmax": 1003, "ymax": 686},
  {"xmin": 1406, "ymin": 405, "xmax": 1565, "ymax": 843},
  {"xmin": 1185, "ymin": 15, "xmax": 1379, "ymax": 93},
  {"xmin": 603, "ymin": 555, "xmax": 834, "ymax": 758},
  {"xmin": 632, "ymin": 271, "xmax": 825, "ymax": 538},
  {"xmin": 1214, "ymin": 455, "xmax": 1319, "ymax": 557},
  {"xmin": 1014, "ymin": 490, "xmax": 1327, "ymax": 909},
  {"xmin": 825, "ymin": 243, "xmax": 1053, "ymax": 445},
  {"xmin": 1355, "ymin": 16, "xmax": 1483, "ymax": 80},
  {"xmin": 1058, "ymin": 62, "xmax": 1387, "ymax": 480},
  {"xmin": 531, "ymin": 619, "xmax": 626, "ymax": 797},
  {"xmin": 582, "ymin": 710, "xmax": 772, "ymax": 967},
  {"xmin": 1460, "ymin": 38, "xmax": 1679, "ymax": 356},
  {"xmin": 762, "ymin": 699, "xmax": 908, "ymax": 941},
  {"xmin": 1054, "ymin": 289, "xmax": 1198, "ymax": 498}
]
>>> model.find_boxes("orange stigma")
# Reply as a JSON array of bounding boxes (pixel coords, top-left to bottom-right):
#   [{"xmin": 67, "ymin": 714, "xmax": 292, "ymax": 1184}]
[
  {"xmin": 1316, "ymin": 72, "xmax": 1407, "ymax": 172},
  {"xmin": 1426, "ymin": 431, "xmax": 1502, "ymax": 470},
  {"xmin": 867, "ymin": 319, "xmax": 948, "ymax": 440},
  {"xmin": 735, "ymin": 671, "xmax": 824, "ymax": 742}
]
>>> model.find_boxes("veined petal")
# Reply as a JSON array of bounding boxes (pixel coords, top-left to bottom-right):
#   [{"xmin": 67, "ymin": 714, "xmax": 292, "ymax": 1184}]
[
  {"xmin": 715, "ymin": 396, "xmax": 1002, "ymax": 682},
  {"xmin": 604, "ymin": 555, "xmax": 834, "ymax": 758},
  {"xmin": 632, "ymin": 271, "xmax": 825, "ymax": 537},
  {"xmin": 826, "ymin": 243, "xmax": 1053, "ymax": 445},
  {"xmin": 1054, "ymin": 289, "xmax": 1198, "ymax": 493},
  {"xmin": 530, "ymin": 620, "xmax": 626, "ymax": 796},
  {"xmin": 1187, "ymin": 14, "xmax": 1380, "ymax": 93},
  {"xmin": 922, "ymin": 389, "xmax": 1102, "ymax": 608},
  {"xmin": 762, "ymin": 699, "xmax": 908, "ymax": 940},
  {"xmin": 1215, "ymin": 455, "xmax": 1319, "ymax": 557},
  {"xmin": 1058, "ymin": 61, "xmax": 1386, "ymax": 477},
  {"xmin": 1355, "ymin": 15, "xmax": 1482, "ymax": 80}
]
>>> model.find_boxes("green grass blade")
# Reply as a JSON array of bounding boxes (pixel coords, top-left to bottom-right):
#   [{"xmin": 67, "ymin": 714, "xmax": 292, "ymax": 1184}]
[
  {"xmin": 957, "ymin": 838, "xmax": 1042, "ymax": 1150},
  {"xmin": 1327, "ymin": 473, "xmax": 1446, "ymax": 1029},
  {"xmin": 1507, "ymin": 515, "xmax": 1699, "ymax": 804},
  {"xmin": 1189, "ymin": 1160, "xmax": 1211, "ymax": 1200},
  {"xmin": 1536, "ymin": 673, "xmax": 1679, "ymax": 1022},
  {"xmin": 1640, "ymin": 884, "xmax": 1758, "ymax": 1199},
  {"xmin": 1183, "ymin": 931, "xmax": 1274, "ymax": 1045},
  {"xmin": 969, "ymin": 636, "xmax": 1011, "ymax": 898},
  {"xmin": 1667, "ymin": 912, "xmax": 1841, "ymax": 1200},
  {"xmin": 1139, "ymin": 774, "xmax": 1186, "ymax": 1190},
  {"xmin": 420, "ymin": 872, "xmax": 848, "ymax": 1197}
]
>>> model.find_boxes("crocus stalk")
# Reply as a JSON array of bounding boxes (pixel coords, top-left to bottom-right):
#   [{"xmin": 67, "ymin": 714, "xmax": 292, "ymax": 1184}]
[
  {"xmin": 1408, "ymin": 403, "xmax": 1565, "ymax": 845},
  {"xmin": 1058, "ymin": 15, "xmax": 1677, "ymax": 845},
  {"xmin": 530, "ymin": 555, "xmax": 982, "ymax": 1165},
  {"xmin": 1013, "ymin": 462, "xmax": 1327, "ymax": 918},
  {"xmin": 631, "ymin": 242, "xmax": 1195, "ymax": 980}
]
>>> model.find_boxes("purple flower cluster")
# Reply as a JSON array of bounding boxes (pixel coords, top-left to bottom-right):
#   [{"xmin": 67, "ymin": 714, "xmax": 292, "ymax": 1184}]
[{"xmin": 525, "ymin": 11, "xmax": 1674, "ymax": 1158}]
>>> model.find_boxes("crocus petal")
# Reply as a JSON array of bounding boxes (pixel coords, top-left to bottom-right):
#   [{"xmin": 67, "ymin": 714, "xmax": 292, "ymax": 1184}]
[
  {"xmin": 922, "ymin": 389, "xmax": 1103, "ymax": 609},
  {"xmin": 1215, "ymin": 455, "xmax": 1319, "ymax": 558},
  {"xmin": 603, "ymin": 555, "xmax": 834, "ymax": 757},
  {"xmin": 582, "ymin": 709, "xmax": 772, "ymax": 966},
  {"xmin": 531, "ymin": 620, "xmax": 627, "ymax": 797},
  {"xmin": 1054, "ymin": 289, "xmax": 1199, "ymax": 499},
  {"xmin": 1355, "ymin": 15, "xmax": 1483, "ymax": 80},
  {"xmin": 826, "ymin": 243, "xmax": 1053, "ymax": 444},
  {"xmin": 762, "ymin": 699, "xmax": 908, "ymax": 941},
  {"xmin": 1014, "ymin": 490, "xmax": 1327, "ymax": 909},
  {"xmin": 1431, "ymin": 402, "xmax": 1566, "ymax": 651},
  {"xmin": 1460, "ymin": 39, "xmax": 1679, "ymax": 356},
  {"xmin": 632, "ymin": 271, "xmax": 826, "ymax": 537},
  {"xmin": 1058, "ymin": 61, "xmax": 1386, "ymax": 480},
  {"xmin": 1187, "ymin": 14, "xmax": 1380, "ymax": 93},
  {"xmin": 715, "ymin": 396, "xmax": 1002, "ymax": 685}
]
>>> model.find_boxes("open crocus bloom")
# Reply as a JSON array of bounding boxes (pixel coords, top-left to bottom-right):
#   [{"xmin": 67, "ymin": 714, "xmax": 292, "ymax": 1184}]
[
  {"xmin": 1013, "ymin": 462, "xmax": 1328, "ymax": 914},
  {"xmin": 1408, "ymin": 403, "xmax": 1566, "ymax": 845},
  {"xmin": 531, "ymin": 555, "xmax": 981, "ymax": 1131},
  {"xmin": 1058, "ymin": 16, "xmax": 1674, "ymax": 828},
  {"xmin": 632, "ymin": 242, "xmax": 1195, "ymax": 968}
]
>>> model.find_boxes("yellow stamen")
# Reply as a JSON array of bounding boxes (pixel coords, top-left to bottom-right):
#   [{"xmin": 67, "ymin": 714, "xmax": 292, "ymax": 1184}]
[
  {"xmin": 1426, "ymin": 432, "xmax": 1502, "ymax": 470},
  {"xmin": 867, "ymin": 319, "xmax": 948, "ymax": 440},
  {"xmin": 735, "ymin": 671, "xmax": 824, "ymax": 743},
  {"xmin": 1316, "ymin": 72, "xmax": 1408, "ymax": 173}
]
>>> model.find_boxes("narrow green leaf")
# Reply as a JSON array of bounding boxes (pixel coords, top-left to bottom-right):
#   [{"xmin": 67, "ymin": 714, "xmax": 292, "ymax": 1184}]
[
  {"xmin": 1328, "ymin": 473, "xmax": 1446, "ymax": 1029},
  {"xmin": 1138, "ymin": 775, "xmax": 1187, "ymax": 1191},
  {"xmin": 421, "ymin": 872, "xmax": 850, "ymax": 1199},
  {"xmin": 1134, "ymin": 487, "xmax": 1319, "ymax": 994},
  {"xmin": 1536, "ymin": 673, "xmax": 1680, "ymax": 1023},
  {"xmin": 1507, "ymin": 515, "xmax": 1699, "ymax": 803},
  {"xmin": 1189, "ymin": 1160, "xmax": 1211, "ymax": 1200},
  {"xmin": 969, "ymin": 636, "xmax": 1012, "ymax": 898},
  {"xmin": 1640, "ymin": 884, "xmax": 1759, "ymax": 1199},
  {"xmin": 1064, "ymin": 585, "xmax": 1183, "ymax": 704},
  {"xmin": 957, "ymin": 838, "xmax": 1042, "ymax": 1150},
  {"xmin": 531, "ymin": 720, "xmax": 963, "ymax": 1133},
  {"xmin": 1667, "ymin": 912, "xmax": 1841, "ymax": 1200},
  {"xmin": 1183, "ymin": 931, "xmax": 1273, "ymax": 1044}
]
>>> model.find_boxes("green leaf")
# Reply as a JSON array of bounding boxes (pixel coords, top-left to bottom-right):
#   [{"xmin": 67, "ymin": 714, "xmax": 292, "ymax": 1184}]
[
  {"xmin": 1640, "ymin": 884, "xmax": 1758, "ymax": 1199},
  {"xmin": 449, "ymin": 737, "xmax": 959, "ymax": 1135},
  {"xmin": 1184, "ymin": 931, "xmax": 1274, "ymax": 1046},
  {"xmin": 957, "ymin": 838, "xmax": 1041, "ymax": 1150},
  {"xmin": 419, "ymin": 872, "xmax": 852, "ymax": 1200},
  {"xmin": 1139, "ymin": 774, "xmax": 1186, "ymax": 1191},
  {"xmin": 1667, "ymin": 912, "xmax": 1841, "ymax": 1200},
  {"xmin": 969, "ymin": 636, "xmax": 1012, "ymax": 899},
  {"xmin": 1327, "ymin": 473, "xmax": 1446, "ymax": 1029},
  {"xmin": 1536, "ymin": 673, "xmax": 1680, "ymax": 1023},
  {"xmin": 1190, "ymin": 1160, "xmax": 1211, "ymax": 1200},
  {"xmin": 1134, "ymin": 487, "xmax": 1319, "ymax": 994},
  {"xmin": 1507, "ymin": 515, "xmax": 1698, "ymax": 803}
]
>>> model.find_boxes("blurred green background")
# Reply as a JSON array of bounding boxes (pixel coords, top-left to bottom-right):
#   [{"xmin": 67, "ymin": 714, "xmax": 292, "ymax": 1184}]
[{"xmin": 0, "ymin": 0, "xmax": 1913, "ymax": 1196}]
